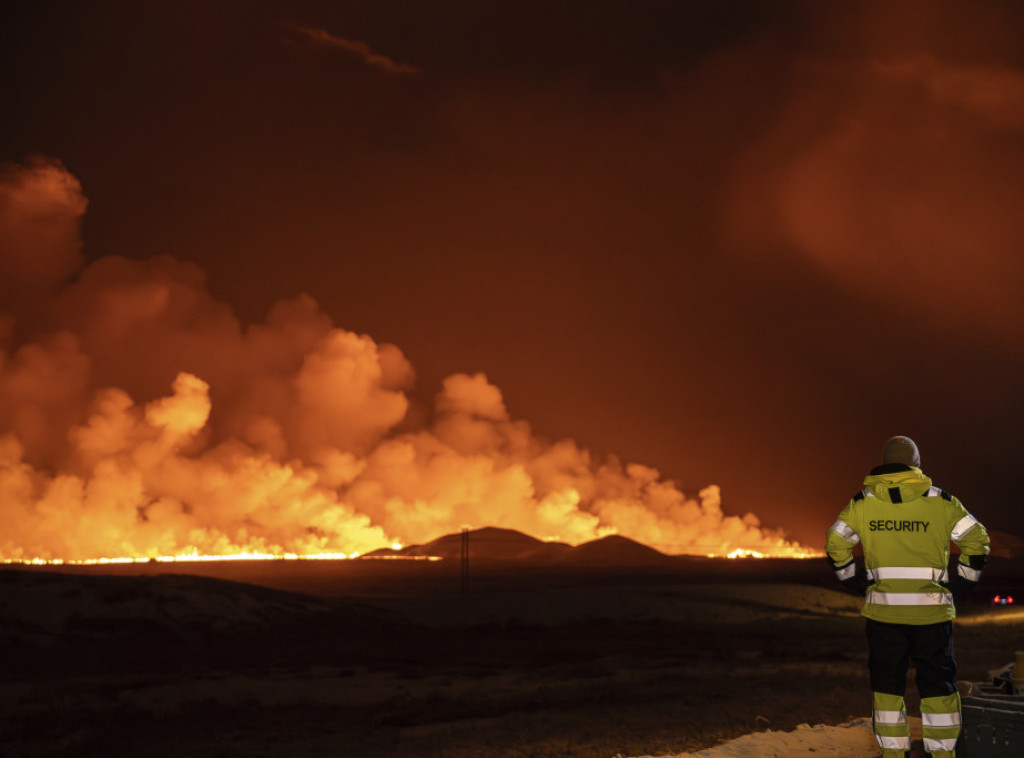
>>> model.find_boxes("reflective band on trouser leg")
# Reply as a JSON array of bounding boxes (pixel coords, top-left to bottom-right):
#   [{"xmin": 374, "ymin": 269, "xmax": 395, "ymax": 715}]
[
  {"xmin": 873, "ymin": 692, "xmax": 910, "ymax": 754},
  {"xmin": 874, "ymin": 709, "xmax": 906, "ymax": 725},
  {"xmin": 923, "ymin": 738, "xmax": 957, "ymax": 756},
  {"xmin": 878, "ymin": 735, "xmax": 911, "ymax": 751},
  {"xmin": 922, "ymin": 692, "xmax": 960, "ymax": 758}
]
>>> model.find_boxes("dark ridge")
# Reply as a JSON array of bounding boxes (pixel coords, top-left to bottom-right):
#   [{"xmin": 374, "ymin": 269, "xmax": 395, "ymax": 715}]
[
  {"xmin": 568, "ymin": 534, "xmax": 673, "ymax": 566},
  {"xmin": 401, "ymin": 526, "xmax": 573, "ymax": 562},
  {"xmin": 387, "ymin": 526, "xmax": 673, "ymax": 566}
]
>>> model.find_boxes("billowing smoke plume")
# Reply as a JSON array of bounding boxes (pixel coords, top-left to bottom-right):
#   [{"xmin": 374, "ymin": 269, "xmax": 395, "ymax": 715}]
[{"xmin": 0, "ymin": 159, "xmax": 803, "ymax": 560}]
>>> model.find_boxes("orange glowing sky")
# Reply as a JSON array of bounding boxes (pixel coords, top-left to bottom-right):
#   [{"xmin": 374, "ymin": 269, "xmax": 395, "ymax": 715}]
[{"xmin": 2, "ymin": 1, "xmax": 1024, "ymax": 557}]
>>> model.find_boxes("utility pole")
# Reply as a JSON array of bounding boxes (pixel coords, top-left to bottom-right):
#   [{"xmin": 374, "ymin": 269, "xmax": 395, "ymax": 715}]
[{"xmin": 460, "ymin": 527, "xmax": 470, "ymax": 593}]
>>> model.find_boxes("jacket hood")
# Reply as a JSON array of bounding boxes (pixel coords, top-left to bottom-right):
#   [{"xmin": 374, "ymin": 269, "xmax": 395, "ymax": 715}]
[{"xmin": 863, "ymin": 464, "xmax": 933, "ymax": 504}]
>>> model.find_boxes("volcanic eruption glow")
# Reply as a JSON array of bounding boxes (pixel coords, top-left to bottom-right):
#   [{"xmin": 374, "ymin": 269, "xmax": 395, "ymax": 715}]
[{"xmin": 0, "ymin": 158, "xmax": 820, "ymax": 563}]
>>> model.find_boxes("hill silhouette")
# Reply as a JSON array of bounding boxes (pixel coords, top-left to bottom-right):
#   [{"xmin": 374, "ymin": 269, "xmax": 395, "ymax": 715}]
[
  {"xmin": 569, "ymin": 534, "xmax": 674, "ymax": 566},
  {"xmin": 365, "ymin": 526, "xmax": 671, "ymax": 566}
]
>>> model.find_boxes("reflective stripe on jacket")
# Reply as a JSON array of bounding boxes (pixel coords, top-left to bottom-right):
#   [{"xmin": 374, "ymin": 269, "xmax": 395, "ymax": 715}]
[{"xmin": 825, "ymin": 464, "xmax": 990, "ymax": 625}]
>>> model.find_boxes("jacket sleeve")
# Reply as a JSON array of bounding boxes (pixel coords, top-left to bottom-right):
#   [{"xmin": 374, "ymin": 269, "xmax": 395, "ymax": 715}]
[
  {"xmin": 947, "ymin": 497, "xmax": 990, "ymax": 599},
  {"xmin": 826, "ymin": 500, "xmax": 865, "ymax": 592}
]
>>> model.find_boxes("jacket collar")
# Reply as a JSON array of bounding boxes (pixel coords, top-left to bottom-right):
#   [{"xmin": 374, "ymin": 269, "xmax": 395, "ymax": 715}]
[{"xmin": 869, "ymin": 462, "xmax": 914, "ymax": 476}]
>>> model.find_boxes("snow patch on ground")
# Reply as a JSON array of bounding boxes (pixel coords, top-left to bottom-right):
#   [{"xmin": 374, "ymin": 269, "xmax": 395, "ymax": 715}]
[
  {"xmin": 627, "ymin": 719, "xmax": 875, "ymax": 757},
  {"xmin": 629, "ymin": 717, "xmax": 924, "ymax": 757}
]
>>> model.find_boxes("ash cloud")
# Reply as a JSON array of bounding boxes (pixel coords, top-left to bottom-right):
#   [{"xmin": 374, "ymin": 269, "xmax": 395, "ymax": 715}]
[{"xmin": 0, "ymin": 159, "xmax": 801, "ymax": 560}]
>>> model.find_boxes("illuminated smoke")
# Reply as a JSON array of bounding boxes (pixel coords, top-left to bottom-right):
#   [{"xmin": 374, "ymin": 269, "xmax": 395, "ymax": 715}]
[
  {"xmin": 286, "ymin": 24, "xmax": 422, "ymax": 76},
  {"xmin": 0, "ymin": 159, "xmax": 805, "ymax": 560},
  {"xmin": 727, "ymin": 7, "xmax": 1024, "ymax": 341},
  {"xmin": 0, "ymin": 157, "xmax": 86, "ymax": 319}
]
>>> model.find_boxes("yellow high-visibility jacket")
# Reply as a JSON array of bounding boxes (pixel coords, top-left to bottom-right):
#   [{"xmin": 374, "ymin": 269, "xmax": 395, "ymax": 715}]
[{"xmin": 826, "ymin": 463, "xmax": 990, "ymax": 624}]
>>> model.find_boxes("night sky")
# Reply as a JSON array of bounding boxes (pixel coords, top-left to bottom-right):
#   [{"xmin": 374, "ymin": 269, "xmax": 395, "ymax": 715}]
[{"xmin": 2, "ymin": 0, "xmax": 1024, "ymax": 550}]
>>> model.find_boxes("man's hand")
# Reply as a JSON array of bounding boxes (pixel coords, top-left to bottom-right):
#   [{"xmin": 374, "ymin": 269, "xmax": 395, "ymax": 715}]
[
  {"xmin": 945, "ymin": 554, "xmax": 988, "ymax": 602},
  {"xmin": 840, "ymin": 568, "xmax": 869, "ymax": 595},
  {"xmin": 946, "ymin": 575, "xmax": 976, "ymax": 602}
]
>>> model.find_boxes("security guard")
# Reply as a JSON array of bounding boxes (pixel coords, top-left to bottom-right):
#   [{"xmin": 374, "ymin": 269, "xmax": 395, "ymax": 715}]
[{"xmin": 826, "ymin": 436, "xmax": 989, "ymax": 758}]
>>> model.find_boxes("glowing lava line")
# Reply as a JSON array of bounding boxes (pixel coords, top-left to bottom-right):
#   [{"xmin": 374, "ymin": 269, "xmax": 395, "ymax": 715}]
[
  {"xmin": 710, "ymin": 547, "xmax": 825, "ymax": 559},
  {"xmin": 2, "ymin": 545, "xmax": 824, "ymax": 565},
  {"xmin": 2, "ymin": 551, "xmax": 443, "ymax": 566}
]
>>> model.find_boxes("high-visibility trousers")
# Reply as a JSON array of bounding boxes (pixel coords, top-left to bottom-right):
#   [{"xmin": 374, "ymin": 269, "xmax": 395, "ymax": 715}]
[{"xmin": 867, "ymin": 619, "xmax": 961, "ymax": 757}]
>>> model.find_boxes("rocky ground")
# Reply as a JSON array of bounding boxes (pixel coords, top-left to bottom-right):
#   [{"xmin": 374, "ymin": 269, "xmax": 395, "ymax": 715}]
[{"xmin": 1, "ymin": 560, "xmax": 1020, "ymax": 757}]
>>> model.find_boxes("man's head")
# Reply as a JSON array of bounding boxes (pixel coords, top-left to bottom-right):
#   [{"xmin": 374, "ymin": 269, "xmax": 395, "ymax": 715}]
[{"xmin": 882, "ymin": 436, "xmax": 920, "ymax": 467}]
